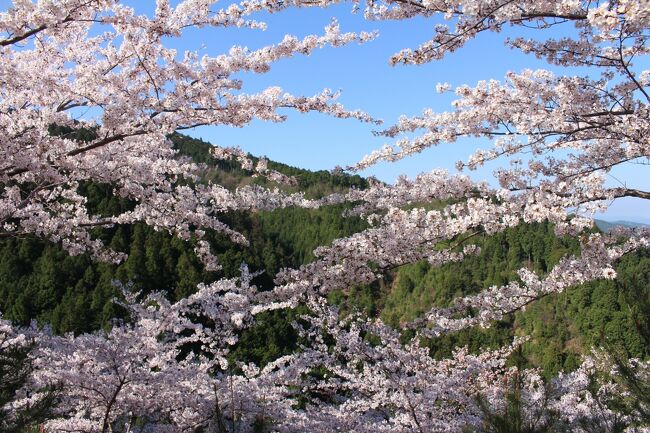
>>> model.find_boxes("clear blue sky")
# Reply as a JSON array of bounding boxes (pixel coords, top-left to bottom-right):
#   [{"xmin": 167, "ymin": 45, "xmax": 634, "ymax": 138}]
[
  {"xmin": 178, "ymin": 3, "xmax": 650, "ymax": 223},
  {"xmin": 3, "ymin": 1, "xmax": 649, "ymax": 222}
]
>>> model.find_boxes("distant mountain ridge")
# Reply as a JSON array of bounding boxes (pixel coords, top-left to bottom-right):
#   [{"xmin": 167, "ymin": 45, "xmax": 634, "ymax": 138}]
[{"xmin": 595, "ymin": 219, "xmax": 650, "ymax": 232}]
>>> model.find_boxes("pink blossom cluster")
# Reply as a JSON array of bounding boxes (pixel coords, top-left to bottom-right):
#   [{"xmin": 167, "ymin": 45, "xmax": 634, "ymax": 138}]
[{"xmin": 0, "ymin": 0, "xmax": 376, "ymax": 265}]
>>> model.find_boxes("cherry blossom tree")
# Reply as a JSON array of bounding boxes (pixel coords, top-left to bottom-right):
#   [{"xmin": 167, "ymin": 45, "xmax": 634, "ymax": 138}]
[
  {"xmin": 24, "ymin": 272, "xmax": 284, "ymax": 433},
  {"xmin": 267, "ymin": 0, "xmax": 650, "ymax": 312},
  {"xmin": 0, "ymin": 317, "xmax": 58, "ymax": 433},
  {"xmin": 259, "ymin": 1, "xmax": 650, "ymax": 431},
  {"xmin": 1, "ymin": 0, "xmax": 650, "ymax": 432},
  {"xmin": 0, "ymin": 0, "xmax": 376, "ymax": 267}
]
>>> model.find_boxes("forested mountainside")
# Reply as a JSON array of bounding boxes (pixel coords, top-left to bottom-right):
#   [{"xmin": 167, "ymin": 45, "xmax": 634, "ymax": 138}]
[
  {"xmin": 0, "ymin": 134, "xmax": 647, "ymax": 376},
  {"xmin": 0, "ymin": 134, "xmax": 369, "ymax": 335},
  {"xmin": 378, "ymin": 222, "xmax": 650, "ymax": 377}
]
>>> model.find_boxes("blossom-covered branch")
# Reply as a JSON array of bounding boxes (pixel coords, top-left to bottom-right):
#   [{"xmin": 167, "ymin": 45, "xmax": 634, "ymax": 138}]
[{"xmin": 0, "ymin": 0, "xmax": 377, "ymax": 264}]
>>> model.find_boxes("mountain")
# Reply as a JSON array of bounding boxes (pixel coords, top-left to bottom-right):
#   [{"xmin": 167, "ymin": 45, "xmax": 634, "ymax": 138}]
[
  {"xmin": 377, "ymin": 221, "xmax": 650, "ymax": 377},
  {"xmin": 0, "ymin": 134, "xmax": 369, "ymax": 338},
  {"xmin": 0, "ymin": 134, "xmax": 647, "ymax": 375},
  {"xmin": 595, "ymin": 219, "xmax": 650, "ymax": 232}
]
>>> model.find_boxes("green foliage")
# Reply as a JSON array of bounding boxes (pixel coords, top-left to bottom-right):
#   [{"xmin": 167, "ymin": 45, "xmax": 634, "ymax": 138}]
[
  {"xmin": 0, "ymin": 136, "xmax": 367, "ymax": 345},
  {"xmin": 382, "ymin": 221, "xmax": 580, "ymax": 327},
  {"xmin": 228, "ymin": 308, "xmax": 304, "ymax": 367},
  {"xmin": 380, "ymin": 222, "xmax": 650, "ymax": 376},
  {"xmin": 0, "ymin": 133, "xmax": 648, "ymax": 385}
]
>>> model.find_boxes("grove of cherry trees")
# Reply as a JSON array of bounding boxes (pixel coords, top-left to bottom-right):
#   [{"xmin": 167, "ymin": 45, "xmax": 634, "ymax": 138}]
[{"xmin": 1, "ymin": 0, "xmax": 649, "ymax": 432}]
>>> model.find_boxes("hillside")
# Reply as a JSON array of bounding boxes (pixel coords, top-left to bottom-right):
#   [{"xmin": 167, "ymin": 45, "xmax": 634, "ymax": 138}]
[
  {"xmin": 0, "ymin": 134, "xmax": 648, "ymax": 376},
  {"xmin": 378, "ymin": 221, "xmax": 650, "ymax": 377},
  {"xmin": 595, "ymin": 219, "xmax": 650, "ymax": 232},
  {"xmin": 0, "ymin": 134, "xmax": 369, "ymax": 336}
]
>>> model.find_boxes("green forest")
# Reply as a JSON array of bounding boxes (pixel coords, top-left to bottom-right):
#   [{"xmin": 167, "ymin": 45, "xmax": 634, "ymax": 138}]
[{"xmin": 1, "ymin": 134, "xmax": 648, "ymax": 379}]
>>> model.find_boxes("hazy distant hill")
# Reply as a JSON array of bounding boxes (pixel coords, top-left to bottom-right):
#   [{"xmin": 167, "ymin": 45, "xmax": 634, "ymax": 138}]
[{"xmin": 595, "ymin": 219, "xmax": 650, "ymax": 232}]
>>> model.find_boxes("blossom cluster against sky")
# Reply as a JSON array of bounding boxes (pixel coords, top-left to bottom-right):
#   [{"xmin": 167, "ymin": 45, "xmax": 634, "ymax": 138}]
[
  {"xmin": 156, "ymin": 1, "xmax": 650, "ymax": 224},
  {"xmin": 2, "ymin": 0, "xmax": 648, "ymax": 222},
  {"xmin": 177, "ymin": 3, "xmax": 555, "ymax": 178}
]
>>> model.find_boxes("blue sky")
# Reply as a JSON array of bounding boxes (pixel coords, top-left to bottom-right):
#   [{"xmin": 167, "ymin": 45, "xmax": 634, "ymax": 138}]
[
  {"xmin": 2, "ymin": 1, "xmax": 649, "ymax": 222},
  {"xmin": 179, "ymin": 5, "xmax": 547, "ymax": 179},
  {"xmin": 176, "ymin": 3, "xmax": 650, "ymax": 223}
]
